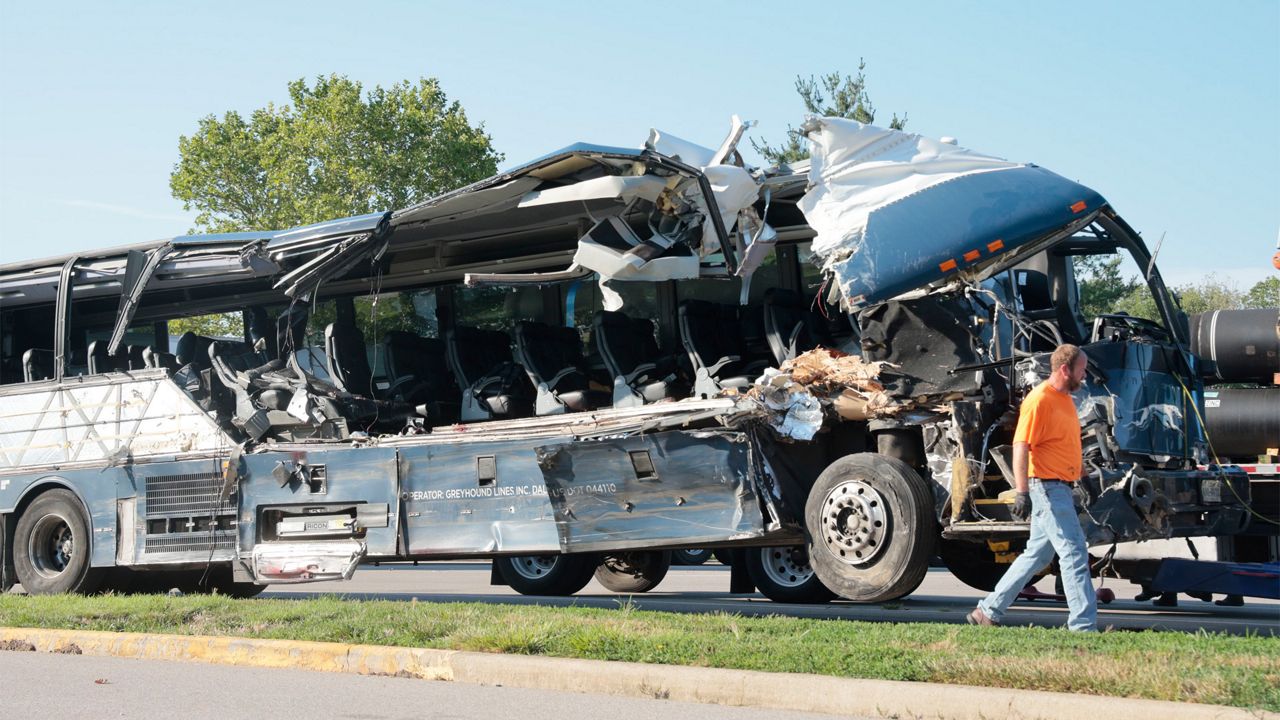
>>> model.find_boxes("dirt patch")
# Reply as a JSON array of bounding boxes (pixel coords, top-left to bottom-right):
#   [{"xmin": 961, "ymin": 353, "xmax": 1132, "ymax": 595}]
[
  {"xmin": 52, "ymin": 643, "xmax": 83, "ymax": 654},
  {"xmin": 0, "ymin": 639, "xmax": 36, "ymax": 652}
]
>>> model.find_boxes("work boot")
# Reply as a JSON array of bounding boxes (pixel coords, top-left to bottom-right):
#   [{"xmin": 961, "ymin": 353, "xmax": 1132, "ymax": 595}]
[{"xmin": 966, "ymin": 607, "xmax": 998, "ymax": 627}]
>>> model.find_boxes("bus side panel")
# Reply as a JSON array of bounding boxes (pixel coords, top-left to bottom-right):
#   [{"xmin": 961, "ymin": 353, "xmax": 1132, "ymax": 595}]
[
  {"xmin": 0, "ymin": 467, "xmax": 125, "ymax": 568},
  {"xmin": 399, "ymin": 441, "xmax": 562, "ymax": 557},
  {"xmin": 238, "ymin": 446, "xmax": 400, "ymax": 558},
  {"xmin": 122, "ymin": 457, "xmax": 237, "ymax": 567},
  {"xmin": 536, "ymin": 430, "xmax": 767, "ymax": 554}
]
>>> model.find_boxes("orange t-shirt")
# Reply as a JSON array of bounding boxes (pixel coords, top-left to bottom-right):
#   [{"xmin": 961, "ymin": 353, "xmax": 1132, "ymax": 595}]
[{"xmin": 1013, "ymin": 382, "xmax": 1082, "ymax": 482}]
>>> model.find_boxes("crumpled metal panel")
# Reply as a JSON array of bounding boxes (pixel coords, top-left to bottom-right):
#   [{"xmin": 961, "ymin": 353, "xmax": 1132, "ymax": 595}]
[
  {"xmin": 798, "ymin": 119, "xmax": 1106, "ymax": 308},
  {"xmin": 398, "ymin": 440, "xmax": 563, "ymax": 556},
  {"xmin": 0, "ymin": 373, "xmax": 230, "ymax": 472},
  {"xmin": 1018, "ymin": 341, "xmax": 1201, "ymax": 463},
  {"xmin": 395, "ymin": 428, "xmax": 771, "ymax": 556},
  {"xmin": 535, "ymin": 430, "xmax": 765, "ymax": 553}
]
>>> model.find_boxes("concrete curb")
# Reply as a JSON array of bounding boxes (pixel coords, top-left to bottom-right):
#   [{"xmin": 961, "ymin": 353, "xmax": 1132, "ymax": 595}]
[{"xmin": 0, "ymin": 627, "xmax": 1268, "ymax": 720}]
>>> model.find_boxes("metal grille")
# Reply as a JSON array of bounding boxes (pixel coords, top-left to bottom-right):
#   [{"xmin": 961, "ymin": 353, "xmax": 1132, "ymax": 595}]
[
  {"xmin": 145, "ymin": 472, "xmax": 223, "ymax": 516},
  {"xmin": 143, "ymin": 531, "xmax": 235, "ymax": 553}
]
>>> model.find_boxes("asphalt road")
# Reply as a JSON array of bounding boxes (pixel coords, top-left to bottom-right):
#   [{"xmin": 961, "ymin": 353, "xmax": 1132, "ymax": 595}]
[
  {"xmin": 0, "ymin": 651, "xmax": 853, "ymax": 720},
  {"xmin": 260, "ymin": 562, "xmax": 1280, "ymax": 636}
]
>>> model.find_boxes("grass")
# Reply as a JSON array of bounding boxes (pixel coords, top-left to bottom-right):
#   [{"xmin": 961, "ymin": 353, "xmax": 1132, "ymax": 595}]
[{"xmin": 0, "ymin": 593, "xmax": 1277, "ymax": 710}]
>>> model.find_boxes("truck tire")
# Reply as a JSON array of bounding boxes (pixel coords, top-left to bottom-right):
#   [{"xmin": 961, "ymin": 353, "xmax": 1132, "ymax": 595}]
[
  {"xmin": 593, "ymin": 551, "xmax": 671, "ymax": 593},
  {"xmin": 495, "ymin": 554, "xmax": 597, "ymax": 596},
  {"xmin": 672, "ymin": 548, "xmax": 711, "ymax": 565},
  {"xmin": 939, "ymin": 538, "xmax": 1008, "ymax": 592},
  {"xmin": 804, "ymin": 453, "xmax": 935, "ymax": 603},
  {"xmin": 12, "ymin": 489, "xmax": 104, "ymax": 595},
  {"xmin": 744, "ymin": 545, "xmax": 836, "ymax": 604}
]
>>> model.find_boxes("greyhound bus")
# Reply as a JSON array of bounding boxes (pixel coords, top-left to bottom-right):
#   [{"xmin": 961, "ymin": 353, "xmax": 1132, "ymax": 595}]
[{"xmin": 0, "ymin": 118, "xmax": 1263, "ymax": 601}]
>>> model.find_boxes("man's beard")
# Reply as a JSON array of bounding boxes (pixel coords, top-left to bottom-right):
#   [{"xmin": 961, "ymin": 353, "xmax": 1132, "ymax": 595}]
[{"xmin": 1067, "ymin": 375, "xmax": 1084, "ymax": 392}]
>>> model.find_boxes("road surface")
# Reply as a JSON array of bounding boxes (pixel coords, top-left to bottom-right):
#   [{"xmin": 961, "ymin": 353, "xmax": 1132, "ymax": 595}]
[{"xmin": 259, "ymin": 562, "xmax": 1280, "ymax": 636}]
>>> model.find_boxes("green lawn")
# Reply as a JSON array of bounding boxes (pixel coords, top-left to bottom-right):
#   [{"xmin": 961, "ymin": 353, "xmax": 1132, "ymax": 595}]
[{"xmin": 1, "ymin": 594, "xmax": 1276, "ymax": 710}]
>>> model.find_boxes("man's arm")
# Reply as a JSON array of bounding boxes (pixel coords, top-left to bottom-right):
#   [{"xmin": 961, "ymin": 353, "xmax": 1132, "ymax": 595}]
[
  {"xmin": 1010, "ymin": 441, "xmax": 1032, "ymax": 521},
  {"xmin": 1012, "ymin": 441, "xmax": 1030, "ymax": 493}
]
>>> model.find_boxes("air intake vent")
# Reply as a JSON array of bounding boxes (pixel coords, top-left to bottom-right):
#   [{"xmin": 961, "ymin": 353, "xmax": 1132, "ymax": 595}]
[
  {"xmin": 146, "ymin": 472, "xmax": 224, "ymax": 516},
  {"xmin": 143, "ymin": 531, "xmax": 235, "ymax": 554}
]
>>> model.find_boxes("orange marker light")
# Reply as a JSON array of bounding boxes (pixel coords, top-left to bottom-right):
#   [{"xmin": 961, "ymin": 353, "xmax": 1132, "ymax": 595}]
[
  {"xmin": 987, "ymin": 239, "xmax": 1004, "ymax": 252},
  {"xmin": 963, "ymin": 250, "xmax": 981, "ymax": 262},
  {"xmin": 939, "ymin": 258, "xmax": 958, "ymax": 272},
  {"xmin": 1070, "ymin": 201, "xmax": 1087, "ymax": 213}
]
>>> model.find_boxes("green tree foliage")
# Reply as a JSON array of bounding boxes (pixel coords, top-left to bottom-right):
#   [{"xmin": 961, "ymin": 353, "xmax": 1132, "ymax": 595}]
[
  {"xmin": 1073, "ymin": 255, "xmax": 1140, "ymax": 319},
  {"xmin": 168, "ymin": 313, "xmax": 243, "ymax": 340},
  {"xmin": 752, "ymin": 60, "xmax": 908, "ymax": 166},
  {"xmin": 170, "ymin": 75, "xmax": 503, "ymax": 234},
  {"xmin": 1243, "ymin": 276, "xmax": 1279, "ymax": 309},
  {"xmin": 1085, "ymin": 267, "xmax": 1279, "ymax": 323}
]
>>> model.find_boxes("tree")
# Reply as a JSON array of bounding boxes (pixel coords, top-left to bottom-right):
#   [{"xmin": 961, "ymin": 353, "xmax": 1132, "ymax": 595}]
[
  {"xmin": 170, "ymin": 75, "xmax": 503, "ymax": 234},
  {"xmin": 169, "ymin": 312, "xmax": 243, "ymax": 339},
  {"xmin": 1074, "ymin": 255, "xmax": 1140, "ymax": 319},
  {"xmin": 1243, "ymin": 276, "xmax": 1279, "ymax": 309},
  {"xmin": 1107, "ymin": 273, "xmax": 1278, "ymax": 323},
  {"xmin": 752, "ymin": 60, "xmax": 908, "ymax": 166}
]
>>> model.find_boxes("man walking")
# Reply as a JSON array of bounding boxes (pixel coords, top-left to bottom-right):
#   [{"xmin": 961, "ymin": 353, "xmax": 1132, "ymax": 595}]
[{"xmin": 968, "ymin": 343, "xmax": 1097, "ymax": 632}]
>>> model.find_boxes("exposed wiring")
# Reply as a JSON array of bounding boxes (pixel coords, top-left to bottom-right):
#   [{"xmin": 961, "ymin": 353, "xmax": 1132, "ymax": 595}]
[{"xmin": 1175, "ymin": 374, "xmax": 1278, "ymax": 527}]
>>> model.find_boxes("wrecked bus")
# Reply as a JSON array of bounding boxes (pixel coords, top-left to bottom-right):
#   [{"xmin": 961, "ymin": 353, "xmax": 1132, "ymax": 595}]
[{"xmin": 0, "ymin": 117, "xmax": 1265, "ymax": 602}]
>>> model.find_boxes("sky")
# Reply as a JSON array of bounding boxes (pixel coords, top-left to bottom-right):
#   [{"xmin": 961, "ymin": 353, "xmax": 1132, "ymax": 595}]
[{"xmin": 1, "ymin": 0, "xmax": 1276, "ymax": 290}]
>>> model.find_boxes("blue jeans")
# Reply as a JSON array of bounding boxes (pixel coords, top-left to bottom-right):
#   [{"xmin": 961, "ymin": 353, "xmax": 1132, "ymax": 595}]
[{"xmin": 978, "ymin": 479, "xmax": 1098, "ymax": 631}]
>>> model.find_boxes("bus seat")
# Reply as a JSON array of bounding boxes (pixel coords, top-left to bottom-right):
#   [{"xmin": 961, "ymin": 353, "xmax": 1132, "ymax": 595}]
[
  {"xmin": 514, "ymin": 321, "xmax": 608, "ymax": 415},
  {"xmin": 763, "ymin": 289, "xmax": 827, "ymax": 364},
  {"xmin": 141, "ymin": 346, "xmax": 178, "ymax": 374},
  {"xmin": 593, "ymin": 311, "xmax": 686, "ymax": 407},
  {"xmin": 678, "ymin": 300, "xmax": 771, "ymax": 398},
  {"xmin": 384, "ymin": 330, "xmax": 460, "ymax": 424},
  {"xmin": 22, "ymin": 348, "xmax": 53, "ymax": 382},
  {"xmin": 87, "ymin": 340, "xmax": 129, "ymax": 375},
  {"xmin": 444, "ymin": 325, "xmax": 533, "ymax": 422},
  {"xmin": 324, "ymin": 319, "xmax": 375, "ymax": 397}
]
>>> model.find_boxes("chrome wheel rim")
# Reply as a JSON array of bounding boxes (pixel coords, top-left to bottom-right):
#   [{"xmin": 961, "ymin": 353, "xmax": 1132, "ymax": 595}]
[
  {"xmin": 29, "ymin": 514, "xmax": 75, "ymax": 579},
  {"xmin": 508, "ymin": 555, "xmax": 559, "ymax": 580},
  {"xmin": 819, "ymin": 479, "xmax": 888, "ymax": 566},
  {"xmin": 759, "ymin": 546, "xmax": 816, "ymax": 588}
]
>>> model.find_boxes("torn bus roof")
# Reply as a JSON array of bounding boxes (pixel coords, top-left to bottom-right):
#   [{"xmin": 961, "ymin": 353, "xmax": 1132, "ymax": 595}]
[{"xmin": 798, "ymin": 117, "xmax": 1107, "ymax": 309}]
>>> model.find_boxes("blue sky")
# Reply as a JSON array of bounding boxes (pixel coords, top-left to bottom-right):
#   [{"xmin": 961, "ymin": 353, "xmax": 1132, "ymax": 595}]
[{"xmin": 1, "ymin": 0, "xmax": 1276, "ymax": 290}]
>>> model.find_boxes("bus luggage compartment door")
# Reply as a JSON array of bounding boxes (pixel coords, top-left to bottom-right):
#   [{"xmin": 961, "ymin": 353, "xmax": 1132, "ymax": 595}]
[{"xmin": 399, "ymin": 429, "xmax": 769, "ymax": 557}]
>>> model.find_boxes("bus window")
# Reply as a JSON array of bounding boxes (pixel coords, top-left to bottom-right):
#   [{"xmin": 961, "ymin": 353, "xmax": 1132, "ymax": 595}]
[
  {"xmin": 0, "ymin": 303, "xmax": 55, "ymax": 384},
  {"xmin": 570, "ymin": 280, "xmax": 661, "ymax": 347},
  {"xmin": 454, "ymin": 285, "xmax": 545, "ymax": 333},
  {"xmin": 168, "ymin": 312, "xmax": 244, "ymax": 345},
  {"xmin": 798, "ymin": 242, "xmax": 826, "ymax": 296},
  {"xmin": 350, "ymin": 289, "xmax": 440, "ymax": 379}
]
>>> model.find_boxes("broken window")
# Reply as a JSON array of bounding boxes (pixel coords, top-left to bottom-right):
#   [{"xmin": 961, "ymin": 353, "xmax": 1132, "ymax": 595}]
[{"xmin": 454, "ymin": 285, "xmax": 546, "ymax": 333}]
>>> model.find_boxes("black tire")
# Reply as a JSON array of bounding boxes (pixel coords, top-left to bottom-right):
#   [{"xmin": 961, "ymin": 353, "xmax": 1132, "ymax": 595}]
[
  {"xmin": 495, "ymin": 554, "xmax": 597, "ymax": 596},
  {"xmin": 939, "ymin": 538, "xmax": 1008, "ymax": 592},
  {"xmin": 593, "ymin": 551, "xmax": 671, "ymax": 593},
  {"xmin": 940, "ymin": 537, "xmax": 1045, "ymax": 592},
  {"xmin": 672, "ymin": 548, "xmax": 711, "ymax": 566},
  {"xmin": 745, "ymin": 546, "xmax": 836, "ymax": 604},
  {"xmin": 12, "ymin": 489, "xmax": 104, "ymax": 595},
  {"xmin": 804, "ymin": 453, "xmax": 936, "ymax": 603}
]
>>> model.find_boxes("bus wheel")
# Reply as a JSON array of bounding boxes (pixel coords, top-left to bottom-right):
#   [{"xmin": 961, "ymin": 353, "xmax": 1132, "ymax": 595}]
[
  {"xmin": 594, "ymin": 551, "xmax": 671, "ymax": 593},
  {"xmin": 745, "ymin": 546, "xmax": 835, "ymax": 604},
  {"xmin": 495, "ymin": 554, "xmax": 596, "ymax": 596},
  {"xmin": 13, "ymin": 490, "xmax": 104, "ymax": 595},
  {"xmin": 939, "ymin": 537, "xmax": 1047, "ymax": 592},
  {"xmin": 672, "ymin": 548, "xmax": 711, "ymax": 566},
  {"xmin": 804, "ymin": 453, "xmax": 935, "ymax": 603}
]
